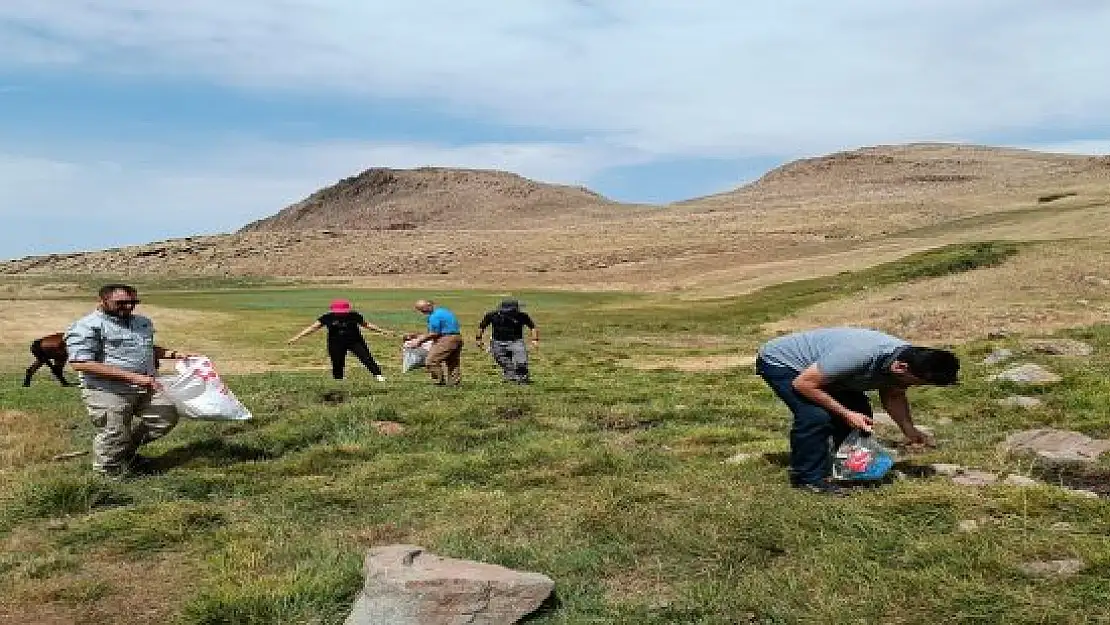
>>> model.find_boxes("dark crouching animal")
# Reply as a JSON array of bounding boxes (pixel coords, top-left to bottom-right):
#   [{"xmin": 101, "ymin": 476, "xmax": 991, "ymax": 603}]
[{"xmin": 24, "ymin": 332, "xmax": 74, "ymax": 387}]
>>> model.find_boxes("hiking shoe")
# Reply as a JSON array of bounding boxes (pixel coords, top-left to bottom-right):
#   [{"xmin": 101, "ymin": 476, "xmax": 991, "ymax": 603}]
[
  {"xmin": 793, "ymin": 482, "xmax": 850, "ymax": 497},
  {"xmin": 375, "ymin": 375, "xmax": 386, "ymax": 382}
]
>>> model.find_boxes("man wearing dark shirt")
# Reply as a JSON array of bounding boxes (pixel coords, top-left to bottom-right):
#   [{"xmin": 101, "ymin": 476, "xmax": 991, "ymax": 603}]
[{"xmin": 476, "ymin": 298, "xmax": 538, "ymax": 384}]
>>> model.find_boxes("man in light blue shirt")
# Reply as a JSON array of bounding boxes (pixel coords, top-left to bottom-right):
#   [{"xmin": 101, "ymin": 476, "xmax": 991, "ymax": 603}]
[
  {"xmin": 408, "ymin": 299, "xmax": 464, "ymax": 386},
  {"xmin": 756, "ymin": 327, "xmax": 960, "ymax": 495}
]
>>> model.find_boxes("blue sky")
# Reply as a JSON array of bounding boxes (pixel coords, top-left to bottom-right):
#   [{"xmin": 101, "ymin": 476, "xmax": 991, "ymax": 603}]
[{"xmin": 3, "ymin": 1, "xmax": 1110, "ymax": 259}]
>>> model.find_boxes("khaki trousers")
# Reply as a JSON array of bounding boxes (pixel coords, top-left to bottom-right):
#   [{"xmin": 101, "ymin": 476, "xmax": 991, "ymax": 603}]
[
  {"xmin": 425, "ymin": 335, "xmax": 464, "ymax": 385},
  {"xmin": 80, "ymin": 388, "xmax": 179, "ymax": 473}
]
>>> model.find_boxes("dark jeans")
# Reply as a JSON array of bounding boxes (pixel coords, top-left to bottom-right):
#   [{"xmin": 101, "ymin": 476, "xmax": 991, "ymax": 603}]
[
  {"xmin": 755, "ymin": 357, "xmax": 873, "ymax": 486},
  {"xmin": 328, "ymin": 338, "xmax": 382, "ymax": 379}
]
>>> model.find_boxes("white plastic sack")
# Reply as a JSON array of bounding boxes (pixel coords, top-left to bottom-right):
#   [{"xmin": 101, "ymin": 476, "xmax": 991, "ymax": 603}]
[
  {"xmin": 158, "ymin": 356, "xmax": 252, "ymax": 421},
  {"xmin": 401, "ymin": 339, "xmax": 433, "ymax": 373}
]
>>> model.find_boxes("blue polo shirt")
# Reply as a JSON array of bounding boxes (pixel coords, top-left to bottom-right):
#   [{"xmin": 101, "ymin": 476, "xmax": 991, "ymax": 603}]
[{"xmin": 427, "ymin": 307, "xmax": 460, "ymax": 335}]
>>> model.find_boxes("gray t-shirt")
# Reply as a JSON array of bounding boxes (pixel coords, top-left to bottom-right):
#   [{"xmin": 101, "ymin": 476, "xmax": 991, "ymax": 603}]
[
  {"xmin": 758, "ymin": 328, "xmax": 909, "ymax": 391},
  {"xmin": 65, "ymin": 310, "xmax": 157, "ymax": 393}
]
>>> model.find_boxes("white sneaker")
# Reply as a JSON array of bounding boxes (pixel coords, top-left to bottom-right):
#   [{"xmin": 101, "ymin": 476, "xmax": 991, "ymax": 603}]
[{"xmin": 375, "ymin": 375, "xmax": 386, "ymax": 382}]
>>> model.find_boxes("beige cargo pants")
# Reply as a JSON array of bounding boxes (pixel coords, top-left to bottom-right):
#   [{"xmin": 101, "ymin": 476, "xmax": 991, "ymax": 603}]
[
  {"xmin": 80, "ymin": 388, "xmax": 179, "ymax": 474},
  {"xmin": 425, "ymin": 335, "xmax": 464, "ymax": 385}
]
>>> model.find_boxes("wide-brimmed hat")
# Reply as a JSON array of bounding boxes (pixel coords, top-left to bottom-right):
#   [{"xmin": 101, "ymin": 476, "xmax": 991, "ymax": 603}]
[{"xmin": 329, "ymin": 299, "xmax": 352, "ymax": 313}]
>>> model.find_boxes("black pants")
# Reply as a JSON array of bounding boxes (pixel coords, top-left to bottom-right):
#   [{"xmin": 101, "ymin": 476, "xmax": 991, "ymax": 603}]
[{"xmin": 328, "ymin": 338, "xmax": 382, "ymax": 379}]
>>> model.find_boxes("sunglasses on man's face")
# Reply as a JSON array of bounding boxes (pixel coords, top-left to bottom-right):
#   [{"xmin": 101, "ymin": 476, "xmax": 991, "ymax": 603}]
[{"xmin": 109, "ymin": 299, "xmax": 141, "ymax": 306}]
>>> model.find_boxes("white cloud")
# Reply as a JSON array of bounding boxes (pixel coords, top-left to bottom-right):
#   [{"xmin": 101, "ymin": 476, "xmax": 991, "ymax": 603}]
[
  {"xmin": 0, "ymin": 138, "xmax": 644, "ymax": 258},
  {"xmin": 3, "ymin": 1, "xmax": 1110, "ymax": 158}
]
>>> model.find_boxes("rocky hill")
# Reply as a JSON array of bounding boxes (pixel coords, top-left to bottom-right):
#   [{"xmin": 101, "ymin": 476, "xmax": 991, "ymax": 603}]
[
  {"xmin": 240, "ymin": 167, "xmax": 624, "ymax": 232},
  {"xmin": 3, "ymin": 143, "xmax": 1109, "ymax": 295}
]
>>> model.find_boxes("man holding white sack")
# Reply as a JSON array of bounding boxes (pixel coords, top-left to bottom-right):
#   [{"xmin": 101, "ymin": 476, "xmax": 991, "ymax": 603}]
[{"xmin": 65, "ymin": 284, "xmax": 191, "ymax": 477}]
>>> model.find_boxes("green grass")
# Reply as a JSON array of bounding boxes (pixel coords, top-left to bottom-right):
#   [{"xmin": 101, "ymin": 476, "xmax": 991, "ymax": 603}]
[{"xmin": 2, "ymin": 240, "xmax": 1108, "ymax": 624}]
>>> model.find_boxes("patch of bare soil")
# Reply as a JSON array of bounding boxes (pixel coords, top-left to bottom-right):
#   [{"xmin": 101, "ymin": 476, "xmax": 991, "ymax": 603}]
[{"xmin": 623, "ymin": 354, "xmax": 756, "ymax": 372}]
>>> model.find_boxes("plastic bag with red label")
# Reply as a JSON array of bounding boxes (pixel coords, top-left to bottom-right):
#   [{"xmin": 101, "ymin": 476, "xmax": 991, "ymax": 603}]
[
  {"xmin": 158, "ymin": 356, "xmax": 253, "ymax": 421},
  {"xmin": 831, "ymin": 430, "xmax": 894, "ymax": 481}
]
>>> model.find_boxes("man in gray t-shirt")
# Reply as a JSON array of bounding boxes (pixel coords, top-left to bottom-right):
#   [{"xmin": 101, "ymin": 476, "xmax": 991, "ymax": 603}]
[{"xmin": 756, "ymin": 327, "xmax": 960, "ymax": 494}]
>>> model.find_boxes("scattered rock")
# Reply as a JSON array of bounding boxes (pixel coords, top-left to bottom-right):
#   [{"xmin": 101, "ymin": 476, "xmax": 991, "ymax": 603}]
[
  {"xmin": 930, "ymin": 463, "xmax": 965, "ymax": 477},
  {"xmin": 936, "ymin": 417, "xmax": 953, "ymax": 426},
  {"xmin": 951, "ymin": 470, "xmax": 999, "ymax": 487},
  {"xmin": 987, "ymin": 330, "xmax": 1011, "ymax": 340},
  {"xmin": 996, "ymin": 395, "xmax": 1043, "ymax": 409},
  {"xmin": 1063, "ymin": 488, "xmax": 1100, "ymax": 499},
  {"xmin": 371, "ymin": 421, "xmax": 407, "ymax": 436},
  {"xmin": 1003, "ymin": 474, "xmax": 1040, "ymax": 487},
  {"xmin": 1001, "ymin": 429, "xmax": 1110, "ymax": 467},
  {"xmin": 344, "ymin": 544, "xmax": 554, "ymax": 625},
  {"xmin": 724, "ymin": 452, "xmax": 758, "ymax": 465},
  {"xmin": 981, "ymin": 348, "xmax": 1014, "ymax": 365},
  {"xmin": 1020, "ymin": 559, "xmax": 1086, "ymax": 578},
  {"xmin": 1082, "ymin": 275, "xmax": 1110, "ymax": 287},
  {"xmin": 1050, "ymin": 522, "xmax": 1074, "ymax": 531},
  {"xmin": 956, "ymin": 520, "xmax": 980, "ymax": 533},
  {"xmin": 989, "ymin": 363, "xmax": 1062, "ymax": 384},
  {"xmin": 1027, "ymin": 339, "xmax": 1093, "ymax": 357},
  {"xmin": 45, "ymin": 519, "xmax": 68, "ymax": 530}
]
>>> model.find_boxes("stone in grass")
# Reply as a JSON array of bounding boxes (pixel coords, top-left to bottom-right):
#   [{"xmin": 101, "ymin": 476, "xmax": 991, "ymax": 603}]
[
  {"xmin": 989, "ymin": 363, "xmax": 1062, "ymax": 384},
  {"xmin": 1063, "ymin": 488, "xmax": 1100, "ymax": 499},
  {"xmin": 1027, "ymin": 339, "xmax": 1094, "ymax": 357},
  {"xmin": 930, "ymin": 463, "xmax": 965, "ymax": 477},
  {"xmin": 1003, "ymin": 474, "xmax": 1040, "ymax": 487},
  {"xmin": 997, "ymin": 396, "xmax": 1043, "ymax": 409},
  {"xmin": 951, "ymin": 470, "xmax": 999, "ymax": 487},
  {"xmin": 981, "ymin": 348, "xmax": 1014, "ymax": 365},
  {"xmin": 957, "ymin": 519, "xmax": 980, "ymax": 533},
  {"xmin": 1000, "ymin": 429, "xmax": 1110, "ymax": 467},
  {"xmin": 345, "ymin": 545, "xmax": 554, "ymax": 625},
  {"xmin": 1020, "ymin": 559, "xmax": 1086, "ymax": 578},
  {"xmin": 724, "ymin": 452, "xmax": 759, "ymax": 464}
]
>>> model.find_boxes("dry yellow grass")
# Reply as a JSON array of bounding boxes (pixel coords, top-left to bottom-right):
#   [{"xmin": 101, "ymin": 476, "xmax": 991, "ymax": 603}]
[
  {"xmin": 5, "ymin": 144, "xmax": 1109, "ymax": 301},
  {"xmin": 769, "ymin": 240, "xmax": 1110, "ymax": 342},
  {"xmin": 0, "ymin": 410, "xmax": 73, "ymax": 472},
  {"xmin": 0, "ymin": 300, "xmax": 307, "ymax": 376},
  {"xmin": 621, "ymin": 353, "xmax": 756, "ymax": 372}
]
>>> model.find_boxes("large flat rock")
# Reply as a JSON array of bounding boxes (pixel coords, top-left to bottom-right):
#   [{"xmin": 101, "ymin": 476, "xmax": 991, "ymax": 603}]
[
  {"xmin": 1000, "ymin": 429, "xmax": 1110, "ymax": 466},
  {"xmin": 345, "ymin": 545, "xmax": 554, "ymax": 625}
]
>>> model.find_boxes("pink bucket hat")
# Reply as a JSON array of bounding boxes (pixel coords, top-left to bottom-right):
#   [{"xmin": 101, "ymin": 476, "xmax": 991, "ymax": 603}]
[{"xmin": 329, "ymin": 299, "xmax": 352, "ymax": 313}]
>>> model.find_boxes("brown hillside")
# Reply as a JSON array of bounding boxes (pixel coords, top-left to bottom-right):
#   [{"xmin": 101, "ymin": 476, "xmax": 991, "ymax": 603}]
[
  {"xmin": 240, "ymin": 166, "xmax": 626, "ymax": 232},
  {"xmin": 4, "ymin": 143, "xmax": 1109, "ymax": 296}
]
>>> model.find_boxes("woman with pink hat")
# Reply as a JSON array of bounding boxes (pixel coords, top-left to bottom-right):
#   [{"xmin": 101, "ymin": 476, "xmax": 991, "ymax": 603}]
[{"xmin": 287, "ymin": 299, "xmax": 396, "ymax": 382}]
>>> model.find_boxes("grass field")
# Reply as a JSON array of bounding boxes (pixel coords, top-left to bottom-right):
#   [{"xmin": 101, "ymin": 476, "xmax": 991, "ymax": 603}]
[{"xmin": 2, "ymin": 241, "xmax": 1109, "ymax": 624}]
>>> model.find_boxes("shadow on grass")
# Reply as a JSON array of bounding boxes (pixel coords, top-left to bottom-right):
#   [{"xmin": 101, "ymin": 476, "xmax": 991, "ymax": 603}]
[
  {"xmin": 519, "ymin": 591, "xmax": 563, "ymax": 623},
  {"xmin": 144, "ymin": 438, "xmax": 276, "ymax": 473}
]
